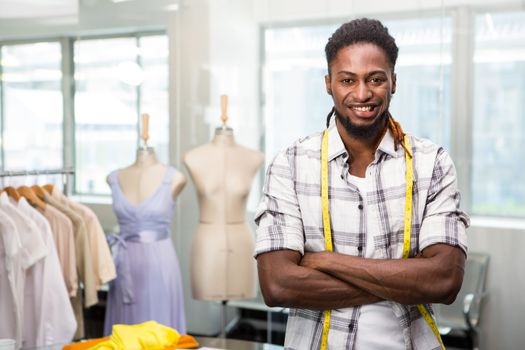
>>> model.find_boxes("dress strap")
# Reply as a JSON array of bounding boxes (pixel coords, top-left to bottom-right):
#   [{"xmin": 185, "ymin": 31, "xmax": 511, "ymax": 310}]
[
  {"xmin": 107, "ymin": 170, "xmax": 118, "ymax": 187},
  {"xmin": 162, "ymin": 166, "xmax": 176, "ymax": 184}
]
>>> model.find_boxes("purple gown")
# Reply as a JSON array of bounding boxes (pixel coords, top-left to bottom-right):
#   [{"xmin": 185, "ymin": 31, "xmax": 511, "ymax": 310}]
[{"xmin": 103, "ymin": 166, "xmax": 186, "ymax": 335}]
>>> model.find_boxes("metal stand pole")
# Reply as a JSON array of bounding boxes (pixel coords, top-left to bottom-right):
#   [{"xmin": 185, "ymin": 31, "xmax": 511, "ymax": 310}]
[{"xmin": 220, "ymin": 300, "xmax": 228, "ymax": 338}]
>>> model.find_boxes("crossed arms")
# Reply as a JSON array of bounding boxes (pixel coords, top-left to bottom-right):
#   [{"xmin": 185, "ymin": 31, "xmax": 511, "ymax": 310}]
[
  {"xmin": 256, "ymin": 147, "xmax": 468, "ymax": 311},
  {"xmin": 257, "ymin": 244, "xmax": 465, "ymax": 310}
]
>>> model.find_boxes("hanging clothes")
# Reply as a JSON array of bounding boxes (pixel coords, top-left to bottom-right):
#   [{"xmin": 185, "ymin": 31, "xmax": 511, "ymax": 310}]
[
  {"xmin": 47, "ymin": 187, "xmax": 116, "ymax": 289},
  {"xmin": 0, "ymin": 192, "xmax": 77, "ymax": 348},
  {"xmin": 0, "ymin": 209, "xmax": 24, "ymax": 347},
  {"xmin": 43, "ymin": 192, "xmax": 96, "ymax": 340},
  {"xmin": 38, "ymin": 204, "xmax": 78, "ymax": 297},
  {"xmin": 104, "ymin": 167, "xmax": 186, "ymax": 335},
  {"xmin": 16, "ymin": 197, "xmax": 77, "ymax": 347},
  {"xmin": 0, "ymin": 169, "xmax": 117, "ymax": 346}
]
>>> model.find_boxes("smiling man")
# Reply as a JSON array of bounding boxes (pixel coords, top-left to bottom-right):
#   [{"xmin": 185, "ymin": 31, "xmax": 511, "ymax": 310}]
[{"xmin": 254, "ymin": 18, "xmax": 469, "ymax": 349}]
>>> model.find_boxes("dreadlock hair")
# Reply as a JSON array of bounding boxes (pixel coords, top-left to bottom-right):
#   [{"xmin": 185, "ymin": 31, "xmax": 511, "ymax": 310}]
[{"xmin": 325, "ymin": 18, "xmax": 398, "ymax": 74}]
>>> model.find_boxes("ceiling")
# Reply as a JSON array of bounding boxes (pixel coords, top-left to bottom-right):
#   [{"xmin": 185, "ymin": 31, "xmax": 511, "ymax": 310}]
[
  {"xmin": 0, "ymin": 0, "xmax": 179, "ymax": 40},
  {"xmin": 0, "ymin": 0, "xmax": 78, "ymax": 19}
]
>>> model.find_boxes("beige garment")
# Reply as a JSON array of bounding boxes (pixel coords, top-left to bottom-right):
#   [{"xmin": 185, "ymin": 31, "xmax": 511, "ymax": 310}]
[
  {"xmin": 44, "ymin": 194, "xmax": 97, "ymax": 340},
  {"xmin": 38, "ymin": 205, "xmax": 78, "ymax": 297},
  {"xmin": 44, "ymin": 194, "xmax": 98, "ymax": 307},
  {"xmin": 50, "ymin": 188, "xmax": 116, "ymax": 288}
]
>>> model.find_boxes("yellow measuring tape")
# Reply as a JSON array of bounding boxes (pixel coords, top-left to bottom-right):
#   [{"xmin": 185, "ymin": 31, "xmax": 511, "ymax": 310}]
[
  {"xmin": 320, "ymin": 130, "xmax": 333, "ymax": 350},
  {"xmin": 319, "ymin": 130, "xmax": 445, "ymax": 350}
]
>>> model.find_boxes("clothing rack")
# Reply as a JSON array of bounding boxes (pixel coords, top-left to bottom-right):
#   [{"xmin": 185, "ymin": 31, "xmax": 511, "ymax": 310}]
[{"xmin": 0, "ymin": 167, "xmax": 75, "ymax": 195}]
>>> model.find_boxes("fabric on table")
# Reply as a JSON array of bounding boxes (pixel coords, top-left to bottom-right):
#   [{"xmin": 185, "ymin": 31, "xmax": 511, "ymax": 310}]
[
  {"xmin": 89, "ymin": 321, "xmax": 180, "ymax": 350},
  {"xmin": 62, "ymin": 332, "xmax": 198, "ymax": 350}
]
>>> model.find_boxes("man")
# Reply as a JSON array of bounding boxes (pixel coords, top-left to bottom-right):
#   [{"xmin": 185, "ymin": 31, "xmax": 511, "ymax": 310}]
[{"xmin": 254, "ymin": 18, "xmax": 469, "ymax": 349}]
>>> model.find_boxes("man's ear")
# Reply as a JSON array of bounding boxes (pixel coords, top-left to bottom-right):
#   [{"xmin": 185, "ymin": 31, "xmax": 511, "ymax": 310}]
[
  {"xmin": 325, "ymin": 74, "xmax": 332, "ymax": 95},
  {"xmin": 391, "ymin": 72, "xmax": 397, "ymax": 95}
]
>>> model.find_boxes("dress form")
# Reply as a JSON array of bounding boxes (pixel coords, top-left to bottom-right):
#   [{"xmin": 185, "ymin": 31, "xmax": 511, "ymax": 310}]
[
  {"xmin": 106, "ymin": 114, "xmax": 187, "ymax": 201},
  {"xmin": 184, "ymin": 96, "xmax": 264, "ymax": 300}
]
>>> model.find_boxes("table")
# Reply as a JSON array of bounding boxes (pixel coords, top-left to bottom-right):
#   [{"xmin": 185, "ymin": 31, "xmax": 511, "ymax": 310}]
[{"xmin": 196, "ymin": 337, "xmax": 283, "ymax": 350}]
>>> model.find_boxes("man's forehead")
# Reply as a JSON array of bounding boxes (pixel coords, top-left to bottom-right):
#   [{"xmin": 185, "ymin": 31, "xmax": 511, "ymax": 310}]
[{"xmin": 330, "ymin": 43, "xmax": 393, "ymax": 72}]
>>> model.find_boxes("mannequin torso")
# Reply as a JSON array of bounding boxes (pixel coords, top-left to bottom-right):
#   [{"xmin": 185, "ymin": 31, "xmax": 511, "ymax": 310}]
[
  {"xmin": 106, "ymin": 148, "xmax": 187, "ymax": 202},
  {"xmin": 184, "ymin": 128, "xmax": 264, "ymax": 300}
]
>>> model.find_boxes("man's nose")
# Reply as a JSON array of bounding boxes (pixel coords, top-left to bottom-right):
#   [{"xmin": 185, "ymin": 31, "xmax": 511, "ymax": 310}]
[{"xmin": 353, "ymin": 82, "xmax": 372, "ymax": 101}]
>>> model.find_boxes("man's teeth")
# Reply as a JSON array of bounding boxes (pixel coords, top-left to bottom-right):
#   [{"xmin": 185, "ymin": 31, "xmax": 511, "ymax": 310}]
[{"xmin": 352, "ymin": 106, "xmax": 373, "ymax": 112}]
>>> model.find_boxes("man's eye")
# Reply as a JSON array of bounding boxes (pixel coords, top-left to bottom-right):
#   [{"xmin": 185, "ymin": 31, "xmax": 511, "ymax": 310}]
[
  {"xmin": 370, "ymin": 77, "xmax": 385, "ymax": 84},
  {"xmin": 341, "ymin": 79, "xmax": 353, "ymax": 84}
]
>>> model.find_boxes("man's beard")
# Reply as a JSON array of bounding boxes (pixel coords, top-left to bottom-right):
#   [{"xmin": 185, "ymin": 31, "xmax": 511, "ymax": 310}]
[{"xmin": 335, "ymin": 109, "xmax": 390, "ymax": 140}]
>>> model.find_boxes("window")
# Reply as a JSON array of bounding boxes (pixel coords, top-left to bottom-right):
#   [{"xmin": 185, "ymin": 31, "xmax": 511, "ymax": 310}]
[
  {"xmin": 1, "ymin": 42, "xmax": 63, "ymax": 171},
  {"xmin": 387, "ymin": 17, "xmax": 452, "ymax": 149},
  {"xmin": 74, "ymin": 34, "xmax": 169, "ymax": 195},
  {"xmin": 472, "ymin": 12, "xmax": 525, "ymax": 217},
  {"xmin": 262, "ymin": 17, "xmax": 452, "ymax": 163}
]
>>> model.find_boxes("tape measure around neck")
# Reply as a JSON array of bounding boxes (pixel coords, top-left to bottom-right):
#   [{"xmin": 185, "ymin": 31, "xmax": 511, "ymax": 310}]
[{"xmin": 319, "ymin": 130, "xmax": 445, "ymax": 350}]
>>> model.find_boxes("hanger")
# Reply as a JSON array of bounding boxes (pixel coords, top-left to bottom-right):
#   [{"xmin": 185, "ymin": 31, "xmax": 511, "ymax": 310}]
[
  {"xmin": 43, "ymin": 184, "xmax": 54, "ymax": 194},
  {"xmin": 4, "ymin": 186, "xmax": 21, "ymax": 201},
  {"xmin": 17, "ymin": 186, "xmax": 47, "ymax": 210},
  {"xmin": 31, "ymin": 185, "xmax": 48, "ymax": 201}
]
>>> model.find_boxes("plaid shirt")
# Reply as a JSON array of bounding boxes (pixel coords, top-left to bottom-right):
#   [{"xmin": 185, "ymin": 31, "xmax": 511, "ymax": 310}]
[{"xmin": 254, "ymin": 120, "xmax": 469, "ymax": 350}]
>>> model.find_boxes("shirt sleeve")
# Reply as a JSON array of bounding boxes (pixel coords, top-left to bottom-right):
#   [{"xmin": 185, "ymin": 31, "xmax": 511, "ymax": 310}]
[
  {"xmin": 254, "ymin": 149, "xmax": 305, "ymax": 257},
  {"xmin": 419, "ymin": 147, "xmax": 469, "ymax": 254}
]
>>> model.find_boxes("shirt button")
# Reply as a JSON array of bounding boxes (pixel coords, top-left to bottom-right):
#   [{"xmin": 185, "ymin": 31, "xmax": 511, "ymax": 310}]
[
  {"xmin": 357, "ymin": 246, "xmax": 363, "ymax": 252},
  {"xmin": 340, "ymin": 174, "xmax": 344, "ymax": 180},
  {"xmin": 358, "ymin": 204, "xmax": 363, "ymax": 210}
]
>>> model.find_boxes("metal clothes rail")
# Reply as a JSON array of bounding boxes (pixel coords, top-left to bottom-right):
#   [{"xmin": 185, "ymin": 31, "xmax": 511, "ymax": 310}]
[
  {"xmin": 0, "ymin": 167, "xmax": 75, "ymax": 195},
  {"xmin": 0, "ymin": 168, "xmax": 75, "ymax": 177}
]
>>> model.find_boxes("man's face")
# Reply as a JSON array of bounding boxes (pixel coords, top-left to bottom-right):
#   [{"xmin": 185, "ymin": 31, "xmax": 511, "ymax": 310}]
[{"xmin": 325, "ymin": 43, "xmax": 396, "ymax": 139}]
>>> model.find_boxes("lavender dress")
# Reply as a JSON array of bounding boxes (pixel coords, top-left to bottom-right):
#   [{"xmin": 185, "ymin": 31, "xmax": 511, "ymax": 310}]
[{"xmin": 104, "ymin": 167, "xmax": 186, "ymax": 335}]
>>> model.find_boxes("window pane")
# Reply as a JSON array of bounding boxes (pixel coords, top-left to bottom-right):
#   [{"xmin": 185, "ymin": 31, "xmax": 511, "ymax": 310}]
[
  {"xmin": 74, "ymin": 37, "xmax": 138, "ymax": 194},
  {"xmin": 387, "ymin": 17, "xmax": 452, "ymax": 149},
  {"xmin": 262, "ymin": 17, "xmax": 451, "ymax": 163},
  {"xmin": 263, "ymin": 25, "xmax": 335, "ymax": 161},
  {"xmin": 472, "ymin": 12, "xmax": 525, "ymax": 217},
  {"xmin": 139, "ymin": 35, "xmax": 169, "ymax": 164},
  {"xmin": 1, "ymin": 42, "xmax": 63, "ymax": 170}
]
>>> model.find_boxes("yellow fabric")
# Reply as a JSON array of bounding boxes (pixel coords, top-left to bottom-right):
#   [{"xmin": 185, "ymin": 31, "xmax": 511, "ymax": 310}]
[{"xmin": 88, "ymin": 321, "xmax": 181, "ymax": 350}]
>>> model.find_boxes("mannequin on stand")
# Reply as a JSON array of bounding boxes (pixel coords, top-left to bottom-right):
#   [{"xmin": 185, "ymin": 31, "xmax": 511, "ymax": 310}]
[
  {"xmin": 104, "ymin": 113, "xmax": 187, "ymax": 334},
  {"xmin": 184, "ymin": 95, "xmax": 264, "ymax": 311},
  {"xmin": 111, "ymin": 114, "xmax": 186, "ymax": 201}
]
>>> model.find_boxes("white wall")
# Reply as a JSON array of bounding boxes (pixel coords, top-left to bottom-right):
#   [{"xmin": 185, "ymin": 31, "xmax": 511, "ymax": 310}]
[{"xmin": 467, "ymin": 224, "xmax": 525, "ymax": 350}]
